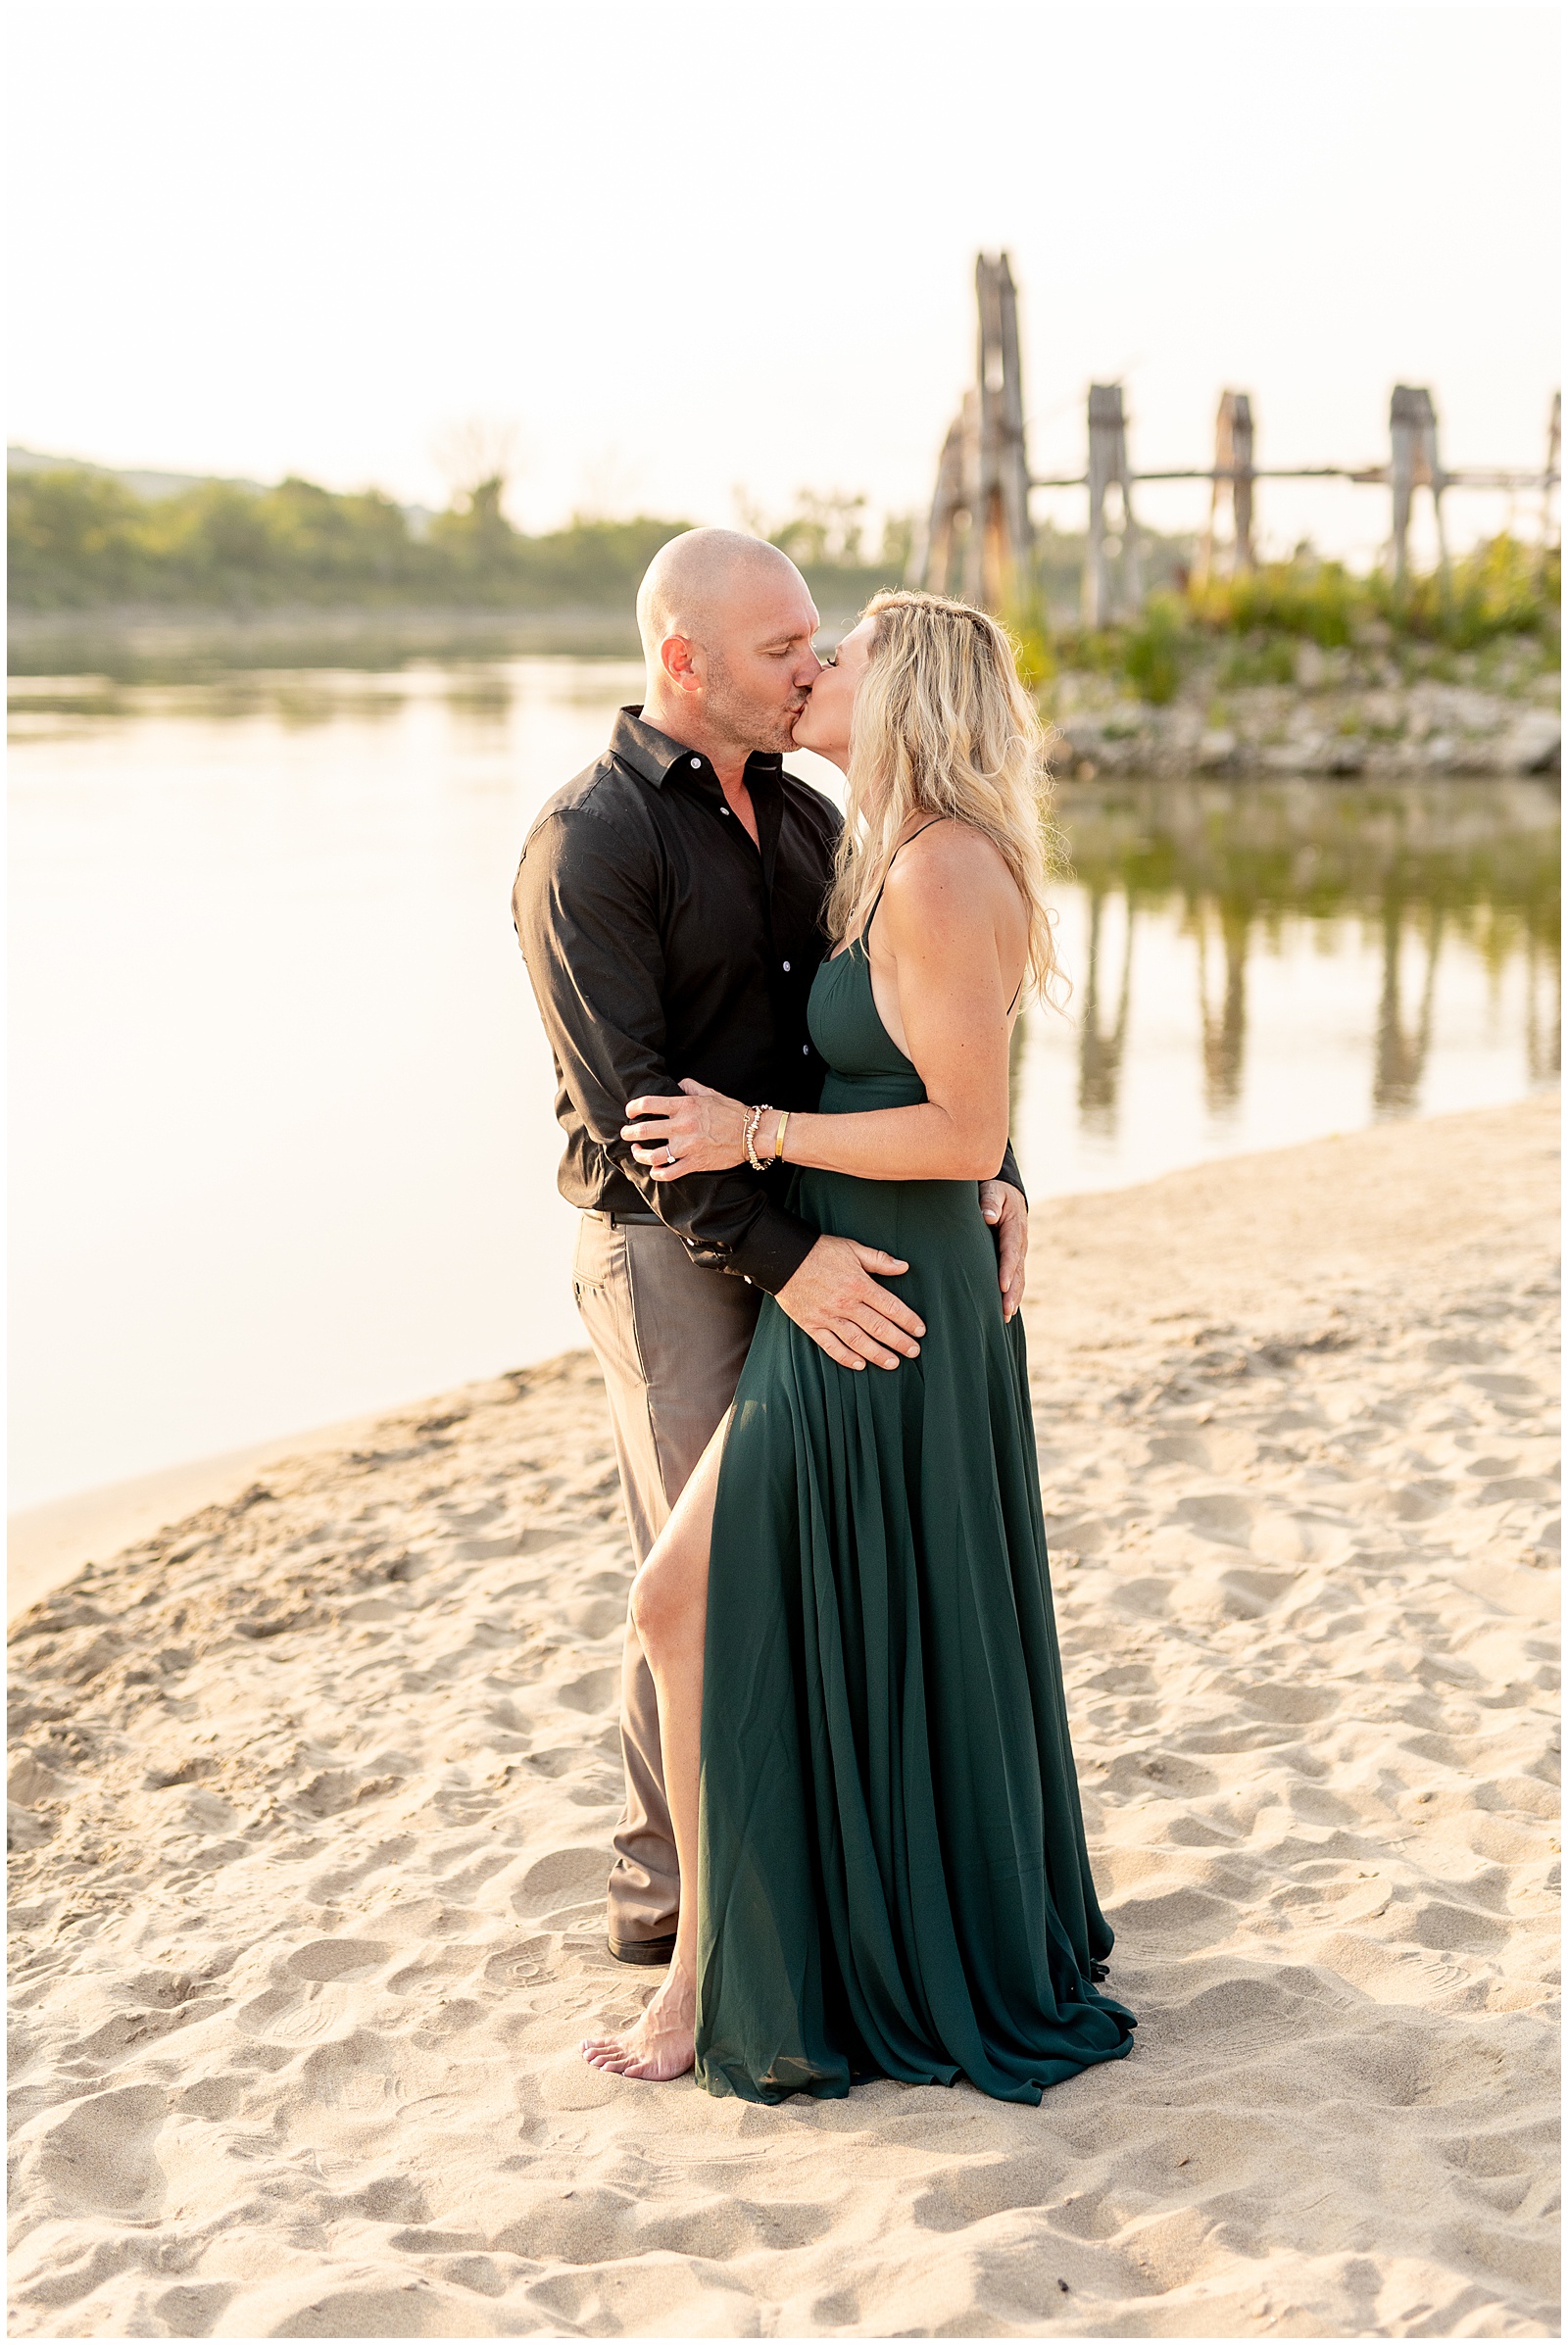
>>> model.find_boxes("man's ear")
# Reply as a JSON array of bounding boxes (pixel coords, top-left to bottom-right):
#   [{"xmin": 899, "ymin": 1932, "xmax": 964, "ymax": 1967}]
[{"xmin": 660, "ymin": 632, "xmax": 703, "ymax": 696}]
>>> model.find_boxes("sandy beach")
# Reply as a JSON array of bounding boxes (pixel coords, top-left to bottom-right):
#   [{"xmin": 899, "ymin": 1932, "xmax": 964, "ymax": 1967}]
[{"xmin": 8, "ymin": 1094, "xmax": 1559, "ymax": 2339}]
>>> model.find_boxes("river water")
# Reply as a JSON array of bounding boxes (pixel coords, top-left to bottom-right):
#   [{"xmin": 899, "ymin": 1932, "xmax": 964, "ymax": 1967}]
[{"xmin": 10, "ymin": 656, "xmax": 1558, "ymax": 1509}]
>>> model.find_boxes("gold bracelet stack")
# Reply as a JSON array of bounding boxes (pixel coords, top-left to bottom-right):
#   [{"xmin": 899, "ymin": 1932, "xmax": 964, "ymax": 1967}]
[{"xmin": 744, "ymin": 1103, "xmax": 787, "ymax": 1171}]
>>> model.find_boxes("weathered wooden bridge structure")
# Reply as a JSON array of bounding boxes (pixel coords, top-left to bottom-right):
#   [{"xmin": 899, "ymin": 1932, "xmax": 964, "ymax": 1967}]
[{"xmin": 914, "ymin": 253, "xmax": 1561, "ymax": 623}]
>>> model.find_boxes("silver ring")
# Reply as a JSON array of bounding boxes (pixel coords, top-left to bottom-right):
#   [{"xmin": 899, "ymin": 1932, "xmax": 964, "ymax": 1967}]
[{"xmin": 664, "ymin": 1146, "xmax": 678, "ymax": 1166}]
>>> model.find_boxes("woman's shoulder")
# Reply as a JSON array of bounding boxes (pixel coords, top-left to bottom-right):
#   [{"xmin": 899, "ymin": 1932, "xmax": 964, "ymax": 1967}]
[{"xmin": 883, "ymin": 817, "xmax": 1017, "ymax": 914}]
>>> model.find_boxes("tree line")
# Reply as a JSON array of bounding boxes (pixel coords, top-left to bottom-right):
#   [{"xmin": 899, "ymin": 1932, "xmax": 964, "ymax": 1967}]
[
  {"xmin": 12, "ymin": 463, "xmax": 1556, "ymax": 677},
  {"xmin": 7, "ymin": 466, "xmax": 903, "ymax": 613}
]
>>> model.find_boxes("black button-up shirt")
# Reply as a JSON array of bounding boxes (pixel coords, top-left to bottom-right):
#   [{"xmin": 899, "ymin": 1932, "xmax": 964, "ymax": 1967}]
[{"xmin": 513, "ymin": 707, "xmax": 838, "ymax": 1292}]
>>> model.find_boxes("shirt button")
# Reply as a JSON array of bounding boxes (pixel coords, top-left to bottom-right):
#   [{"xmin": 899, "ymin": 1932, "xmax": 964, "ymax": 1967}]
[
  {"xmin": 720, "ymin": 806, "xmax": 730, "ymax": 816},
  {"xmin": 802, "ymin": 1044, "xmax": 810, "ymax": 1055},
  {"xmin": 782, "ymin": 959, "xmax": 791, "ymax": 972},
  {"xmin": 690, "ymin": 757, "xmax": 701, "ymax": 769}
]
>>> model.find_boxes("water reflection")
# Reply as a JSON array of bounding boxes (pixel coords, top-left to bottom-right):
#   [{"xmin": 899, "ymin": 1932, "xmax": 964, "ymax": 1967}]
[
  {"xmin": 7, "ymin": 613, "xmax": 642, "ymax": 689},
  {"xmin": 1525, "ymin": 935, "xmax": 1561, "ymax": 1082},
  {"xmin": 1193, "ymin": 902, "xmax": 1248, "ymax": 1116},
  {"xmin": 1077, "ymin": 891, "xmax": 1135, "ymax": 1131},
  {"xmin": 443, "ymin": 670, "xmax": 518, "ymax": 730},
  {"xmin": 8, "ymin": 662, "xmax": 525, "ymax": 739},
  {"xmin": 8, "ymin": 658, "xmax": 1559, "ymax": 1504},
  {"xmin": 1375, "ymin": 899, "xmax": 1443, "ymax": 1114},
  {"xmin": 1018, "ymin": 775, "xmax": 1559, "ymax": 1197}
]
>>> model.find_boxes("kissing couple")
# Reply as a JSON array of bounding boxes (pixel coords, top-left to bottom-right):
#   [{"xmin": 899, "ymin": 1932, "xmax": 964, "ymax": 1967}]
[{"xmin": 513, "ymin": 530, "xmax": 1134, "ymax": 2103}]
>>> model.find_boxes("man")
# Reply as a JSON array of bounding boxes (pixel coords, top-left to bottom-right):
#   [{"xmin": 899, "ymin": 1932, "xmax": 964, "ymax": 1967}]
[{"xmin": 513, "ymin": 529, "xmax": 1028, "ymax": 1964}]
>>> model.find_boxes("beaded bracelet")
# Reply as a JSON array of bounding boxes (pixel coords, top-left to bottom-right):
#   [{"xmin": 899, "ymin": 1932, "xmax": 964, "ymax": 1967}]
[{"xmin": 744, "ymin": 1102, "xmax": 768, "ymax": 1173}]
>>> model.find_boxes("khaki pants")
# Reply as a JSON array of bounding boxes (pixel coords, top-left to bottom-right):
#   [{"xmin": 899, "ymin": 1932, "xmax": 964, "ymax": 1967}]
[{"xmin": 572, "ymin": 1211, "xmax": 762, "ymax": 1943}]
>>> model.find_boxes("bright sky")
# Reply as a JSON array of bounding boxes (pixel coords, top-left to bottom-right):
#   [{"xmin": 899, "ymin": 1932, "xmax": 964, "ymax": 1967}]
[{"xmin": 8, "ymin": 2, "xmax": 1560, "ymax": 562}]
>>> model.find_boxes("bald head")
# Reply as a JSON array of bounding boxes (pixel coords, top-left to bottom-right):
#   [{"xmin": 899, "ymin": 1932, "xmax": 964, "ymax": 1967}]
[
  {"xmin": 635, "ymin": 528, "xmax": 822, "ymax": 765},
  {"xmin": 636, "ymin": 527, "xmax": 810, "ymax": 661}
]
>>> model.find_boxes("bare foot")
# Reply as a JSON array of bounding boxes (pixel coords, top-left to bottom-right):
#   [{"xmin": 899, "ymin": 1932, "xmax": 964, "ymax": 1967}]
[{"xmin": 581, "ymin": 1962, "xmax": 696, "ymax": 2080}]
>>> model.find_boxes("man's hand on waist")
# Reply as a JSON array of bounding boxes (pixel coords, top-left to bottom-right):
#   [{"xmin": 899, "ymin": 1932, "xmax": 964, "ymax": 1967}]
[{"xmin": 774, "ymin": 1235, "xmax": 925, "ymax": 1372}]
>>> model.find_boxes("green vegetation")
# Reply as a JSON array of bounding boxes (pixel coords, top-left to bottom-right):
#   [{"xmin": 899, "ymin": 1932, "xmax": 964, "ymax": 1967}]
[
  {"xmin": 1061, "ymin": 777, "xmax": 1559, "ymax": 942},
  {"xmin": 7, "ymin": 464, "xmax": 906, "ymax": 618},
  {"xmin": 6, "ymin": 464, "xmax": 702, "ymax": 613},
  {"xmin": 1193, "ymin": 534, "xmax": 1562, "ymax": 652},
  {"xmin": 13, "ymin": 456, "xmax": 1559, "ymax": 713},
  {"xmin": 1021, "ymin": 538, "xmax": 1560, "ymax": 708},
  {"xmin": 1119, "ymin": 597, "xmax": 1186, "ymax": 706}
]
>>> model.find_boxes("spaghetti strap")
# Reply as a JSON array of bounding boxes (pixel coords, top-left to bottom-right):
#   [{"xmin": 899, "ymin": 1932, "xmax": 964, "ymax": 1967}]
[
  {"xmin": 862, "ymin": 818, "xmax": 1027, "ymax": 1014},
  {"xmin": 861, "ymin": 819, "xmax": 946, "ymax": 948}
]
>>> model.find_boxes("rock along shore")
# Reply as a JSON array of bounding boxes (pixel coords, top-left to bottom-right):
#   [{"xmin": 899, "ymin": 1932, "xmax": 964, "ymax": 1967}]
[{"xmin": 1049, "ymin": 646, "xmax": 1561, "ymax": 780}]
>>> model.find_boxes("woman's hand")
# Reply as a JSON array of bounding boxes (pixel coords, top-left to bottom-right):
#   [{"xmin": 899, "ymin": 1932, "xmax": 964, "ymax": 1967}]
[{"xmin": 623, "ymin": 1078, "xmax": 755, "ymax": 1179}]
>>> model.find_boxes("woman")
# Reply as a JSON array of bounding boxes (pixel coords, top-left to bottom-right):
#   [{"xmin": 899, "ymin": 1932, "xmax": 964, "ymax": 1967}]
[{"xmin": 581, "ymin": 591, "xmax": 1135, "ymax": 2102}]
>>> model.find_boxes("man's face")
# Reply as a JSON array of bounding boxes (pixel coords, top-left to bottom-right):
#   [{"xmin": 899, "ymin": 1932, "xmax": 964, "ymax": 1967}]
[{"xmin": 697, "ymin": 572, "xmax": 822, "ymax": 755}]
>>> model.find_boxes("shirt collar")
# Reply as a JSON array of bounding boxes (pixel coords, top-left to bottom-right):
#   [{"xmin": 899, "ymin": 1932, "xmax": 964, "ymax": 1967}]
[{"xmin": 610, "ymin": 706, "xmax": 785, "ymax": 791}]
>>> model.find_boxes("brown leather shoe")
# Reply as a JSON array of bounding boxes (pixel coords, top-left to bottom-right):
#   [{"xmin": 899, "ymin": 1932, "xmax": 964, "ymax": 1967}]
[{"xmin": 607, "ymin": 1930, "xmax": 676, "ymax": 1967}]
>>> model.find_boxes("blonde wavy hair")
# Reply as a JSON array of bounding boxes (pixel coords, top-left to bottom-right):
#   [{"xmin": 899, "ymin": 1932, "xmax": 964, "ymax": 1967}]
[{"xmin": 825, "ymin": 590, "xmax": 1064, "ymax": 1002}]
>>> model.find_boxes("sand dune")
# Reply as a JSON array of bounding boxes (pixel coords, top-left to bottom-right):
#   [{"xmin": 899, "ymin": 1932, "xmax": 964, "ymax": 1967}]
[{"xmin": 8, "ymin": 1095, "xmax": 1559, "ymax": 2338}]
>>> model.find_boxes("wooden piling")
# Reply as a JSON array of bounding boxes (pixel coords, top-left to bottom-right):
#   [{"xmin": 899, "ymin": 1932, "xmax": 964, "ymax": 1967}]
[
  {"xmin": 1389, "ymin": 385, "xmax": 1446, "ymax": 583},
  {"xmin": 1197, "ymin": 392, "xmax": 1255, "ymax": 583},
  {"xmin": 920, "ymin": 253, "xmax": 1558, "ymax": 622},
  {"xmin": 916, "ymin": 395, "xmax": 976, "ymax": 597},
  {"xmin": 918, "ymin": 252, "xmax": 1033, "ymax": 605},
  {"xmin": 1544, "ymin": 391, "xmax": 1561, "ymax": 565},
  {"xmin": 1085, "ymin": 384, "xmax": 1140, "ymax": 627},
  {"xmin": 973, "ymin": 253, "xmax": 1033, "ymax": 609}
]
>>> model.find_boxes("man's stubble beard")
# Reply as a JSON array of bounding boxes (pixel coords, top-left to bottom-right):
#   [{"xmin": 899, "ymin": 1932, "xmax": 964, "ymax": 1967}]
[{"xmin": 703, "ymin": 652, "xmax": 809, "ymax": 757}]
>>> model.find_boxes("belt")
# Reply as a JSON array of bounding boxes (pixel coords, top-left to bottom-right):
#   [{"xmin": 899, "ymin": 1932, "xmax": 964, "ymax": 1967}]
[{"xmin": 582, "ymin": 1206, "xmax": 662, "ymax": 1227}]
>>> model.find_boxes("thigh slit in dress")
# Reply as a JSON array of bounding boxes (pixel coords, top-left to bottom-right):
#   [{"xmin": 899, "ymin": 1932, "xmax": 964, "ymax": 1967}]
[{"xmin": 695, "ymin": 937, "xmax": 1136, "ymax": 2105}]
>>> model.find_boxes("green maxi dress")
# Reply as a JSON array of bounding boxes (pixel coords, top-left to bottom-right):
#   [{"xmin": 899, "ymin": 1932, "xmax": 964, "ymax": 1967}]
[{"xmin": 695, "ymin": 927, "xmax": 1137, "ymax": 2106}]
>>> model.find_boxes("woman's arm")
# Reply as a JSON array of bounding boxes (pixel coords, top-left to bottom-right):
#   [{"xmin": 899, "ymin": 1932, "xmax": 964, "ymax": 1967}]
[{"xmin": 624, "ymin": 825, "xmax": 1024, "ymax": 1187}]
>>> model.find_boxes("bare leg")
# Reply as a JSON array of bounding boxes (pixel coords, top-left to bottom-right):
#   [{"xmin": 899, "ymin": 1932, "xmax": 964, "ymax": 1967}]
[{"xmin": 581, "ymin": 1409, "xmax": 727, "ymax": 2080}]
